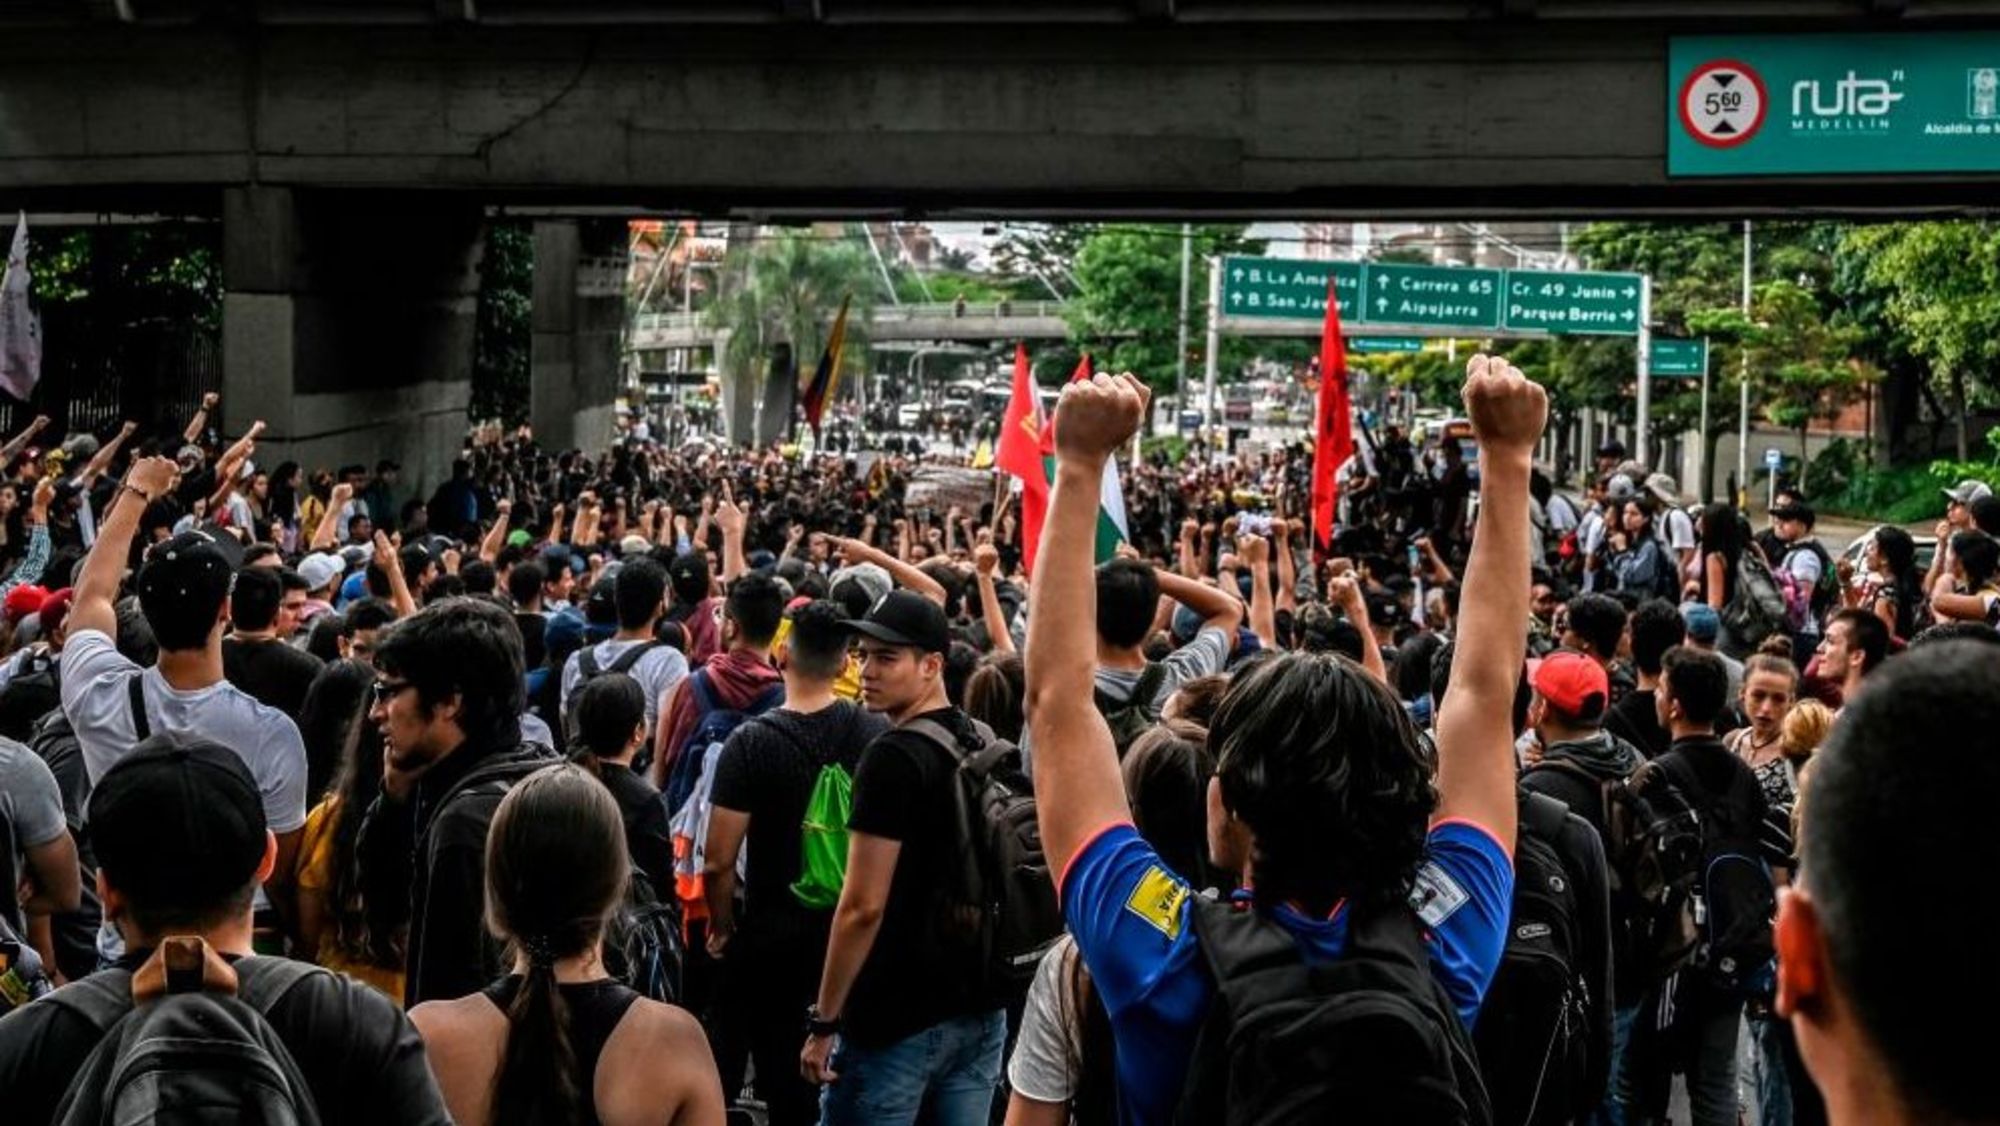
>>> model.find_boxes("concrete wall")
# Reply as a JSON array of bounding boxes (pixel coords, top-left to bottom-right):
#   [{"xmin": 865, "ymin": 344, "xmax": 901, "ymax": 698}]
[
  {"xmin": 531, "ymin": 219, "xmax": 629, "ymax": 453},
  {"xmin": 3, "ymin": 23, "xmax": 1996, "ymax": 214},
  {"xmin": 222, "ymin": 187, "xmax": 481, "ymax": 496}
]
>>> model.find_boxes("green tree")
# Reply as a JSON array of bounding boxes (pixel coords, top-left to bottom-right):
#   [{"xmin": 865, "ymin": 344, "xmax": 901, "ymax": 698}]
[
  {"xmin": 1064, "ymin": 224, "xmax": 1271, "ymax": 412},
  {"xmin": 23, "ymin": 222, "xmax": 222, "ymax": 434},
  {"xmin": 1840, "ymin": 221, "xmax": 2000, "ymax": 460},
  {"xmin": 990, "ymin": 223, "xmax": 1096, "ymax": 301},
  {"xmin": 472, "ymin": 221, "xmax": 532, "ymax": 426},
  {"xmin": 707, "ymin": 228, "xmax": 876, "ymax": 443}
]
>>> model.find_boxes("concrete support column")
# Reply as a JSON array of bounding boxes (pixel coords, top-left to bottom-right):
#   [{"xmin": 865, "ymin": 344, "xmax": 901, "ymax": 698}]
[
  {"xmin": 531, "ymin": 219, "xmax": 629, "ymax": 453},
  {"xmin": 223, "ymin": 187, "xmax": 481, "ymax": 497}
]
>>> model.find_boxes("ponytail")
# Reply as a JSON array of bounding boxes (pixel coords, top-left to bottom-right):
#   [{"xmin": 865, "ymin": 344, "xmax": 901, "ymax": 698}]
[{"xmin": 494, "ymin": 936, "xmax": 581, "ymax": 1126}]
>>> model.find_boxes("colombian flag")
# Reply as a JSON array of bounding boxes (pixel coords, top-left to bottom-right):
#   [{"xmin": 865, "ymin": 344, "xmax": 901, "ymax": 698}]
[{"xmin": 799, "ymin": 296, "xmax": 851, "ymax": 437}]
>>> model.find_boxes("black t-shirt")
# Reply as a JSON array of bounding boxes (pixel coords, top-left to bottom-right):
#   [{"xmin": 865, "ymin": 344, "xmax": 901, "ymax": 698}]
[
  {"xmin": 1604, "ymin": 687, "xmax": 1671, "ymax": 760},
  {"xmin": 709, "ymin": 701, "xmax": 889, "ymax": 947},
  {"xmin": 0, "ymin": 952, "xmax": 451, "ymax": 1126},
  {"xmin": 840, "ymin": 707, "xmax": 994, "ymax": 1046},
  {"xmin": 597, "ymin": 761, "xmax": 674, "ymax": 904},
  {"xmin": 222, "ymin": 637, "xmax": 326, "ymax": 719}
]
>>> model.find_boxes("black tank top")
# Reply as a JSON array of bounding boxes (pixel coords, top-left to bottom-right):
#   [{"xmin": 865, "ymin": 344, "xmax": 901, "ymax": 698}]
[{"xmin": 482, "ymin": 975, "xmax": 643, "ymax": 1126}]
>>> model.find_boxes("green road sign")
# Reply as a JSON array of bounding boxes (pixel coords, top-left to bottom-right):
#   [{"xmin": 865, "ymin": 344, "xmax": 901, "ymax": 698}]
[
  {"xmin": 1220, "ymin": 255, "xmax": 1642, "ymax": 337},
  {"xmin": 1363, "ymin": 264, "xmax": 1501, "ymax": 330},
  {"xmin": 1650, "ymin": 338, "xmax": 1709, "ymax": 377},
  {"xmin": 1349, "ymin": 336, "xmax": 1425, "ymax": 353},
  {"xmin": 1220, "ymin": 257, "xmax": 1361, "ymax": 319},
  {"xmin": 1503, "ymin": 270, "xmax": 1643, "ymax": 335},
  {"xmin": 1670, "ymin": 33, "xmax": 2000, "ymax": 176}
]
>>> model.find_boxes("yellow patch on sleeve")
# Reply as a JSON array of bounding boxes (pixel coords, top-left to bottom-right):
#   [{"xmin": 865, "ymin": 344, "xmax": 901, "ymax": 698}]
[{"xmin": 1123, "ymin": 866, "xmax": 1190, "ymax": 940}]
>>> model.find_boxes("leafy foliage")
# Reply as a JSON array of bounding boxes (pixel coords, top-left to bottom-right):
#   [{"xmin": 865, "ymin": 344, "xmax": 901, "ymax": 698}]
[
  {"xmin": 472, "ymin": 221, "xmax": 533, "ymax": 426},
  {"xmin": 707, "ymin": 228, "xmax": 877, "ymax": 436}
]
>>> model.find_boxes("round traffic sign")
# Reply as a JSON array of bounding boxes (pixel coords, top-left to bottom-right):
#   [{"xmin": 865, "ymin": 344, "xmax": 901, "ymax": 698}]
[{"xmin": 1679, "ymin": 60, "xmax": 1767, "ymax": 149}]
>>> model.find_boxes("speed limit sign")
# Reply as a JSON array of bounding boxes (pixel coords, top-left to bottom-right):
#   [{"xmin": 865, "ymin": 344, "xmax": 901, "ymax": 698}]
[{"xmin": 1679, "ymin": 60, "xmax": 1767, "ymax": 149}]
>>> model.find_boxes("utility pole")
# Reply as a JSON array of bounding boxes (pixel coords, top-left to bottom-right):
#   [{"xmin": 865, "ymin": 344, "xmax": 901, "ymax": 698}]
[
  {"xmin": 1737, "ymin": 220, "xmax": 1752, "ymax": 511},
  {"xmin": 1202, "ymin": 258, "xmax": 1221, "ymax": 440},
  {"xmin": 1635, "ymin": 275, "xmax": 1654, "ymax": 467},
  {"xmin": 1176, "ymin": 222, "xmax": 1193, "ymax": 420}
]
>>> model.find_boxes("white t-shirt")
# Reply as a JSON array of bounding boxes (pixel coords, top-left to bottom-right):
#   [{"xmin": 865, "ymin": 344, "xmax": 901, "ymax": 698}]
[
  {"xmin": 1008, "ymin": 934, "xmax": 1083, "ymax": 1105},
  {"xmin": 1782, "ymin": 544, "xmax": 1826, "ymax": 637},
  {"xmin": 335, "ymin": 498, "xmax": 367, "ymax": 542},
  {"xmin": 1659, "ymin": 506, "xmax": 1698, "ymax": 579},
  {"xmin": 59, "ymin": 628, "xmax": 309, "ymax": 834},
  {"xmin": 558, "ymin": 637, "xmax": 691, "ymax": 735}
]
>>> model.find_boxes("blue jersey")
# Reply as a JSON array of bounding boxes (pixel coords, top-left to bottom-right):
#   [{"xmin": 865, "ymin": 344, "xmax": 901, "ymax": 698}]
[{"xmin": 1060, "ymin": 819, "xmax": 1513, "ymax": 1126}]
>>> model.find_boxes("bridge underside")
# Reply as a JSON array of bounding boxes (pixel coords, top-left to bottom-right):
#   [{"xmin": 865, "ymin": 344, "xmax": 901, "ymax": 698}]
[{"xmin": 6, "ymin": 3, "xmax": 1999, "ymax": 472}]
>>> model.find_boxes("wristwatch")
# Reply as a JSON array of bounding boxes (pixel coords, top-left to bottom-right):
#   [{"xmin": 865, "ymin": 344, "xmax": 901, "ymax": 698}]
[{"xmin": 805, "ymin": 1004, "xmax": 841, "ymax": 1037}]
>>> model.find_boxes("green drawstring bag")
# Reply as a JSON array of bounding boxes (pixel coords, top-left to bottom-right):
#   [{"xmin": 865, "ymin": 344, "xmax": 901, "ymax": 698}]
[{"xmin": 789, "ymin": 762, "xmax": 854, "ymax": 910}]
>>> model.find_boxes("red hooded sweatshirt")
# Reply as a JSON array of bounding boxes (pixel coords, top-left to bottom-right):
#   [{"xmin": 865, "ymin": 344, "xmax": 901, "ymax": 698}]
[{"xmin": 652, "ymin": 646, "xmax": 784, "ymax": 787}]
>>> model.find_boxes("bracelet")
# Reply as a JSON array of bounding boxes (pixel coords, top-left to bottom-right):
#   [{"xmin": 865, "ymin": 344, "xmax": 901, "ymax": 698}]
[
  {"xmin": 121, "ymin": 484, "xmax": 155, "ymax": 506},
  {"xmin": 804, "ymin": 1004, "xmax": 841, "ymax": 1037}
]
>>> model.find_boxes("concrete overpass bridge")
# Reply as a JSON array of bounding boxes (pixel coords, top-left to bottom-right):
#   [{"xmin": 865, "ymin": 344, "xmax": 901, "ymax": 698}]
[
  {"xmin": 4, "ymin": 0, "xmax": 1998, "ymax": 480},
  {"xmin": 631, "ymin": 302, "xmax": 1074, "ymax": 352}
]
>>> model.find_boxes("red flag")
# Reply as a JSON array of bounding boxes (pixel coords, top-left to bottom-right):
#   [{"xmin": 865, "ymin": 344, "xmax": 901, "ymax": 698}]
[
  {"xmin": 1312, "ymin": 282, "xmax": 1355, "ymax": 553},
  {"xmin": 997, "ymin": 345, "xmax": 1052, "ymax": 575},
  {"xmin": 1024, "ymin": 354, "xmax": 1104, "ymax": 580},
  {"xmin": 996, "ymin": 344, "xmax": 1044, "ymax": 482}
]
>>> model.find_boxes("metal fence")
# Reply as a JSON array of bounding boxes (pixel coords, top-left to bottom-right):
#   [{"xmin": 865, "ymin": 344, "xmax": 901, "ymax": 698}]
[{"xmin": 0, "ymin": 316, "xmax": 220, "ymax": 445}]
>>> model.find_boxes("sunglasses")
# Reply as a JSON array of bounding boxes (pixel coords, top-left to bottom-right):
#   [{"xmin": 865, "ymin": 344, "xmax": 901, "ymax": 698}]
[{"xmin": 371, "ymin": 679, "xmax": 414, "ymax": 705}]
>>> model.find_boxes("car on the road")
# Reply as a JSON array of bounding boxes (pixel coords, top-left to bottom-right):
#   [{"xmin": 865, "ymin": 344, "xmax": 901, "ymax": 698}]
[{"xmin": 1838, "ymin": 525, "xmax": 1938, "ymax": 579}]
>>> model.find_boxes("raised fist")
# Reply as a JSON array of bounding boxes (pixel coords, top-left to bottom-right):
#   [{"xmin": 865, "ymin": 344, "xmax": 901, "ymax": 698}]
[
  {"xmin": 1053, "ymin": 372, "xmax": 1149, "ymax": 466},
  {"xmin": 1461, "ymin": 354, "xmax": 1548, "ymax": 456}
]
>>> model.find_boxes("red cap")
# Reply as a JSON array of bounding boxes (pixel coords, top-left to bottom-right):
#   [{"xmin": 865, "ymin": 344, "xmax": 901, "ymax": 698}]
[
  {"xmin": 38, "ymin": 587, "xmax": 73, "ymax": 636},
  {"xmin": 3, "ymin": 584, "xmax": 49, "ymax": 623},
  {"xmin": 1529, "ymin": 650, "xmax": 1609, "ymax": 722}
]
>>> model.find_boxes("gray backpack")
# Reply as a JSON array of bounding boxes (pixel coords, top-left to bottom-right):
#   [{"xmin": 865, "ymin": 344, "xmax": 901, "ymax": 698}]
[{"xmin": 47, "ymin": 939, "xmax": 324, "ymax": 1126}]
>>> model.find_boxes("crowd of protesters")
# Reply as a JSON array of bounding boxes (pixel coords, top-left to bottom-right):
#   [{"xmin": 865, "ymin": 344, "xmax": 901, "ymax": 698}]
[{"xmin": 0, "ymin": 363, "xmax": 1990, "ymax": 1126}]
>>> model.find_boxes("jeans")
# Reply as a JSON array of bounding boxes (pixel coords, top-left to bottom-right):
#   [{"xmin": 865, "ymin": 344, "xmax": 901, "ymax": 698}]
[
  {"xmin": 1590, "ymin": 1003, "xmax": 1641, "ymax": 1126},
  {"xmin": 1626, "ymin": 979, "xmax": 1743, "ymax": 1126},
  {"xmin": 820, "ymin": 1009, "xmax": 1006, "ymax": 1126},
  {"xmin": 1749, "ymin": 1016, "xmax": 1791, "ymax": 1126}
]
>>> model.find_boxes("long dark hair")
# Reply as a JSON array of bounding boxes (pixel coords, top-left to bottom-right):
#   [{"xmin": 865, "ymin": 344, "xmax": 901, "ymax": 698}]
[
  {"xmin": 1872, "ymin": 526, "xmax": 1922, "ymax": 638},
  {"xmin": 486, "ymin": 764, "xmax": 630, "ymax": 1126},
  {"xmin": 298, "ymin": 659, "xmax": 374, "ymax": 805},
  {"xmin": 328, "ymin": 690, "xmax": 401, "ymax": 969},
  {"xmin": 1700, "ymin": 501, "xmax": 1745, "ymax": 603},
  {"xmin": 268, "ymin": 460, "xmax": 301, "ymax": 528}
]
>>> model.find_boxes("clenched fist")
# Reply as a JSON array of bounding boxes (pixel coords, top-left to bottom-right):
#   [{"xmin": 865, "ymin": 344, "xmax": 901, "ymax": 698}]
[
  {"xmin": 1054, "ymin": 373, "xmax": 1149, "ymax": 466},
  {"xmin": 1461, "ymin": 354, "xmax": 1547, "ymax": 457}
]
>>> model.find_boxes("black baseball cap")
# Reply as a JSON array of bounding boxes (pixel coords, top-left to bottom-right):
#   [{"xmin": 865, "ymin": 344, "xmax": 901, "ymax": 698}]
[
  {"xmin": 138, "ymin": 532, "xmax": 237, "ymax": 616},
  {"xmin": 842, "ymin": 589, "xmax": 951, "ymax": 655},
  {"xmin": 1770, "ymin": 501, "xmax": 1817, "ymax": 527},
  {"xmin": 89, "ymin": 737, "xmax": 268, "ymax": 911}
]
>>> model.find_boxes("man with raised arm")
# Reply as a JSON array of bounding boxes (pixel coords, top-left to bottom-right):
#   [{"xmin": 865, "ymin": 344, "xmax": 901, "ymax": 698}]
[{"xmin": 1026, "ymin": 358, "xmax": 1546, "ymax": 1124}]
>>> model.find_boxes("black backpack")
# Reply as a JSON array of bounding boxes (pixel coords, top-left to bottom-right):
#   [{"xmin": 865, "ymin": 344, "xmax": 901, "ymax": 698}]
[
  {"xmin": 604, "ymin": 865, "xmax": 686, "ymax": 1005},
  {"xmin": 1531, "ymin": 759, "xmax": 1703, "ymax": 987},
  {"xmin": 567, "ymin": 641, "xmax": 661, "ymax": 714},
  {"xmin": 47, "ymin": 939, "xmax": 326, "ymax": 1126},
  {"xmin": 0, "ymin": 647, "xmax": 59, "ymax": 744},
  {"xmin": 1094, "ymin": 663, "xmax": 1167, "ymax": 758},
  {"xmin": 1175, "ymin": 897, "xmax": 1492, "ymax": 1126},
  {"xmin": 907, "ymin": 715, "xmax": 1062, "ymax": 999},
  {"xmin": 1658, "ymin": 754, "xmax": 1777, "ymax": 1000},
  {"xmin": 1473, "ymin": 792, "xmax": 1610, "ymax": 1126}
]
